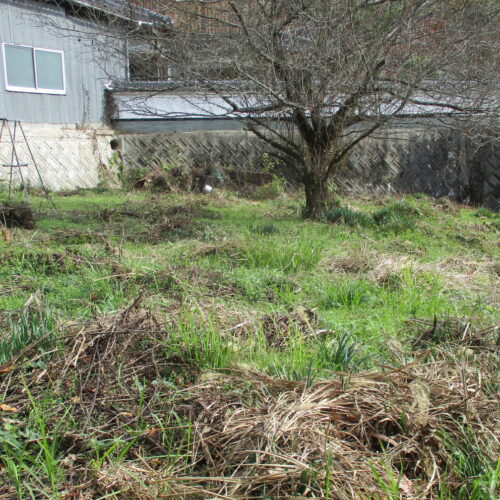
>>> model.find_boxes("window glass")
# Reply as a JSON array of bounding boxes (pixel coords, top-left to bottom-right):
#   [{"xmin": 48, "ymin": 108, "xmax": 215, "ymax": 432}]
[
  {"xmin": 3, "ymin": 44, "xmax": 65, "ymax": 93},
  {"xmin": 35, "ymin": 50, "xmax": 64, "ymax": 90},
  {"xmin": 4, "ymin": 44, "xmax": 36, "ymax": 88}
]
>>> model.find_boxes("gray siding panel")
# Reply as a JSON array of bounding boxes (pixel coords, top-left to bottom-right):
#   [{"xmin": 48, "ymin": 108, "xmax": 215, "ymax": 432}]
[{"xmin": 0, "ymin": 0, "xmax": 126, "ymax": 123}]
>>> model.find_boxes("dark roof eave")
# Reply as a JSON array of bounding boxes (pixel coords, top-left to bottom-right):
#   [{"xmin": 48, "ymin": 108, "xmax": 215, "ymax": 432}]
[
  {"xmin": 108, "ymin": 79, "xmax": 255, "ymax": 93},
  {"xmin": 43, "ymin": 0, "xmax": 173, "ymax": 27}
]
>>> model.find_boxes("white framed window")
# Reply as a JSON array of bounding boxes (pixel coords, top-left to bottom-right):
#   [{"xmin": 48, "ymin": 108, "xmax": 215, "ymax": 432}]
[{"xmin": 2, "ymin": 43, "xmax": 66, "ymax": 95}]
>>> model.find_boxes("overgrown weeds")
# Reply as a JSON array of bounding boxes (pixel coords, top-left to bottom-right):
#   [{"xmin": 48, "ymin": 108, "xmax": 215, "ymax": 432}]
[
  {"xmin": 0, "ymin": 191, "xmax": 498, "ymax": 498},
  {"xmin": 0, "ymin": 300, "xmax": 498, "ymax": 499},
  {"xmin": 240, "ymin": 238, "xmax": 324, "ymax": 272},
  {"xmin": 322, "ymin": 200, "xmax": 421, "ymax": 232},
  {"xmin": 372, "ymin": 201, "xmax": 419, "ymax": 233}
]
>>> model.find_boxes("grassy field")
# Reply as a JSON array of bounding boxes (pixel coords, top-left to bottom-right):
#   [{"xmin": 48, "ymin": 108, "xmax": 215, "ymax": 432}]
[{"xmin": 0, "ymin": 188, "xmax": 498, "ymax": 498}]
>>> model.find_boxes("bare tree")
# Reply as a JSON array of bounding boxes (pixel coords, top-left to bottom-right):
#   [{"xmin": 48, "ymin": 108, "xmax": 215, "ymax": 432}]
[
  {"xmin": 79, "ymin": 0, "xmax": 498, "ymax": 216},
  {"xmin": 142, "ymin": 0, "xmax": 498, "ymax": 216}
]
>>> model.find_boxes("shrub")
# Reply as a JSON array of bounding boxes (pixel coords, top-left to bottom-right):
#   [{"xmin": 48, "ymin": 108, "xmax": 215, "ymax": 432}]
[
  {"xmin": 252, "ymin": 176, "xmax": 284, "ymax": 200},
  {"xmin": 119, "ymin": 166, "xmax": 148, "ymax": 189}
]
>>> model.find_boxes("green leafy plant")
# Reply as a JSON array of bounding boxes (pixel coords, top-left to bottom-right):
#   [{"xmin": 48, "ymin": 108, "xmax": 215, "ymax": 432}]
[
  {"xmin": 318, "ymin": 332, "xmax": 367, "ymax": 373},
  {"xmin": 260, "ymin": 152, "xmax": 278, "ymax": 173},
  {"xmin": 0, "ymin": 308, "xmax": 55, "ymax": 365}
]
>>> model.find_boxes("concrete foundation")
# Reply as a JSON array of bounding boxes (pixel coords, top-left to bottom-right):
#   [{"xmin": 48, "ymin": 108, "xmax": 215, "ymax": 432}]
[{"xmin": 0, "ymin": 123, "xmax": 119, "ymax": 191}]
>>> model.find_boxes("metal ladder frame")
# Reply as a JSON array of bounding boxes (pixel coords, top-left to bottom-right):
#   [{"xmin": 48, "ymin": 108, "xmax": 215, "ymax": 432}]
[{"xmin": 0, "ymin": 118, "xmax": 56, "ymax": 207}]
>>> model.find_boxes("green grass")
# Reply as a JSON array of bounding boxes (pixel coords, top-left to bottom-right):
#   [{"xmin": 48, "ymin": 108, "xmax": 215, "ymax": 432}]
[
  {"xmin": 322, "ymin": 206, "xmax": 374, "ymax": 227},
  {"xmin": 239, "ymin": 237, "xmax": 325, "ymax": 272},
  {"xmin": 0, "ymin": 188, "xmax": 498, "ymax": 498},
  {"xmin": 1, "ymin": 190, "xmax": 498, "ymax": 352},
  {"xmin": 0, "ymin": 309, "xmax": 56, "ymax": 365}
]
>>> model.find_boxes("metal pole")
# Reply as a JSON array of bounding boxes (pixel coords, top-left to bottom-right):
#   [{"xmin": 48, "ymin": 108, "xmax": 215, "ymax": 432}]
[
  {"xmin": 7, "ymin": 120, "xmax": 16, "ymax": 199},
  {"xmin": 18, "ymin": 121, "xmax": 57, "ymax": 209},
  {"xmin": 11, "ymin": 121, "xmax": 28, "ymax": 196}
]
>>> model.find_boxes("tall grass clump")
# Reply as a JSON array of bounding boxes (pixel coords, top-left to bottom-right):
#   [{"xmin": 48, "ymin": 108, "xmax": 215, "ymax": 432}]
[
  {"xmin": 372, "ymin": 201, "xmax": 418, "ymax": 233},
  {"xmin": 241, "ymin": 238, "xmax": 324, "ymax": 272},
  {"xmin": 266, "ymin": 331, "xmax": 368, "ymax": 384},
  {"xmin": 323, "ymin": 206, "xmax": 374, "ymax": 228},
  {"xmin": 318, "ymin": 332, "xmax": 368, "ymax": 373},
  {"xmin": 166, "ymin": 306, "xmax": 234, "ymax": 370},
  {"xmin": 249, "ymin": 223, "xmax": 279, "ymax": 236},
  {"xmin": 318, "ymin": 280, "xmax": 374, "ymax": 310},
  {"xmin": 0, "ymin": 309, "xmax": 56, "ymax": 365}
]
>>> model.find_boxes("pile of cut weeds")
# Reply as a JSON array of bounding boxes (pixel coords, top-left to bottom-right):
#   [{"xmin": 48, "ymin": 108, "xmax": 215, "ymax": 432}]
[
  {"xmin": 0, "ymin": 200, "xmax": 35, "ymax": 229},
  {"xmin": 0, "ymin": 299, "xmax": 498, "ymax": 499}
]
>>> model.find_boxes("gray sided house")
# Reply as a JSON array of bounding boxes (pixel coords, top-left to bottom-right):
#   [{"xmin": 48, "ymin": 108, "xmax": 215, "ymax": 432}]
[{"xmin": 0, "ymin": 0, "xmax": 171, "ymax": 190}]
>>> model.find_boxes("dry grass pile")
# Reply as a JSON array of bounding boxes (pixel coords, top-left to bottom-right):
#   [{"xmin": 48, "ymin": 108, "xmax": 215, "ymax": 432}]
[
  {"xmin": 258, "ymin": 307, "xmax": 320, "ymax": 349},
  {"xmin": 173, "ymin": 344, "xmax": 498, "ymax": 498},
  {"xmin": 0, "ymin": 200, "xmax": 35, "ymax": 229},
  {"xmin": 370, "ymin": 255, "xmax": 499, "ymax": 295},
  {"xmin": 0, "ymin": 299, "xmax": 498, "ymax": 499}
]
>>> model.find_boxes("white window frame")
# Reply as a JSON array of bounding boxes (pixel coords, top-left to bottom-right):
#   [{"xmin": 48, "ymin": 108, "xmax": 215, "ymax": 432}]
[{"xmin": 2, "ymin": 43, "xmax": 66, "ymax": 95}]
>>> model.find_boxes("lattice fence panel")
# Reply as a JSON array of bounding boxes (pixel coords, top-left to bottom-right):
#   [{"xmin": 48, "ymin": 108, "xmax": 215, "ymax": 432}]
[
  {"xmin": 120, "ymin": 126, "xmax": 498, "ymax": 210},
  {"xmin": 121, "ymin": 130, "xmax": 270, "ymax": 172},
  {"xmin": 0, "ymin": 125, "xmax": 114, "ymax": 191}
]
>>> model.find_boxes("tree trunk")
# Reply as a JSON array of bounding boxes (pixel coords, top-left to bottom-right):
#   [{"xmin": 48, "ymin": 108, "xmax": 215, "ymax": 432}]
[{"xmin": 303, "ymin": 173, "xmax": 330, "ymax": 219}]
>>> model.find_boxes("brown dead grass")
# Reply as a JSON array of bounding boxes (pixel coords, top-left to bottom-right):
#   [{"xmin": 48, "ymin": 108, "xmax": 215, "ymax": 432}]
[{"xmin": 0, "ymin": 298, "xmax": 498, "ymax": 499}]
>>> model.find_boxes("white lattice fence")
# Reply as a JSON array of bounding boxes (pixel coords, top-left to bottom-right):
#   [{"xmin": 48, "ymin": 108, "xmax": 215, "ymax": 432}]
[
  {"xmin": 120, "ymin": 130, "xmax": 270, "ymax": 172},
  {"xmin": 0, "ymin": 124, "xmax": 116, "ymax": 191}
]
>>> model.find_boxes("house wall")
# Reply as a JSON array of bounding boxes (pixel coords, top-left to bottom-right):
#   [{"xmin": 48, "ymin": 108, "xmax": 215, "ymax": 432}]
[
  {"xmin": 0, "ymin": 0, "xmax": 126, "ymax": 124},
  {"xmin": 0, "ymin": 0, "xmax": 127, "ymax": 190}
]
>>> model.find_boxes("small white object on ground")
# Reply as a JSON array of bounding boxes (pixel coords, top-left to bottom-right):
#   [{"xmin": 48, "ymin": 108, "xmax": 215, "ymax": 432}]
[{"xmin": 202, "ymin": 184, "xmax": 213, "ymax": 194}]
